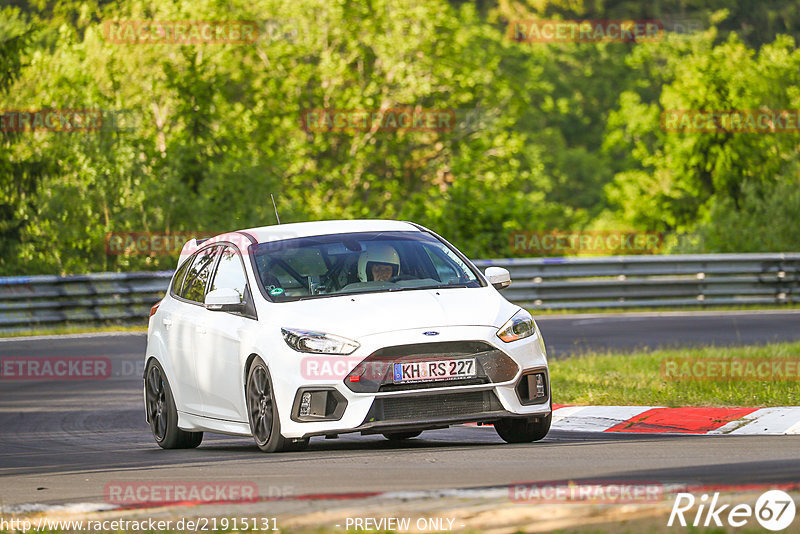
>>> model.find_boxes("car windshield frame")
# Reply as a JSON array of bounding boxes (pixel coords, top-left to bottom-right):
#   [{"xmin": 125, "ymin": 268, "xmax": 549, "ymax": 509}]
[{"xmin": 248, "ymin": 230, "xmax": 486, "ymax": 303}]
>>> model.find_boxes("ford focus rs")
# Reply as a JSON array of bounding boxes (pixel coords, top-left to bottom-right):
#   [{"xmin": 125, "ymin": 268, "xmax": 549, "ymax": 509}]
[{"xmin": 144, "ymin": 220, "xmax": 551, "ymax": 452}]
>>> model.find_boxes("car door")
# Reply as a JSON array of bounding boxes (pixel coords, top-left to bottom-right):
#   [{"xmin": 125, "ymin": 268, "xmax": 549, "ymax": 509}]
[
  {"xmin": 194, "ymin": 244, "xmax": 255, "ymax": 422},
  {"xmin": 166, "ymin": 245, "xmax": 221, "ymax": 415}
]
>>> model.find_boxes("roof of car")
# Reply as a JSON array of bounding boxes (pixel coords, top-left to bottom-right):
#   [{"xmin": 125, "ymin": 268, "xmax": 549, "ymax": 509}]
[
  {"xmin": 237, "ymin": 219, "xmax": 421, "ymax": 244},
  {"xmin": 176, "ymin": 220, "xmax": 424, "ymax": 267}
]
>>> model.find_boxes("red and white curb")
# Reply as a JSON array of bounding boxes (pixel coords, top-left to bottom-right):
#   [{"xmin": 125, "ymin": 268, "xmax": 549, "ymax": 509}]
[{"xmin": 548, "ymin": 405, "xmax": 800, "ymax": 435}]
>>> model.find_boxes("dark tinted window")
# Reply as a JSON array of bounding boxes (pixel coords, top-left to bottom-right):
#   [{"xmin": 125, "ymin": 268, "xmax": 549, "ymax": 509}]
[
  {"xmin": 181, "ymin": 246, "xmax": 220, "ymax": 303},
  {"xmin": 424, "ymin": 247, "xmax": 461, "ymax": 284},
  {"xmin": 210, "ymin": 245, "xmax": 248, "ymax": 303},
  {"xmin": 171, "ymin": 256, "xmax": 192, "ymax": 295},
  {"xmin": 251, "ymin": 231, "xmax": 480, "ymax": 302}
]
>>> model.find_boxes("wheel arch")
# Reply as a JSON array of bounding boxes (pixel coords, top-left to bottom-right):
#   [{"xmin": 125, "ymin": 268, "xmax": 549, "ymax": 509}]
[
  {"xmin": 244, "ymin": 352, "xmax": 264, "ymax": 389},
  {"xmin": 143, "ymin": 350, "xmax": 182, "ymax": 418}
]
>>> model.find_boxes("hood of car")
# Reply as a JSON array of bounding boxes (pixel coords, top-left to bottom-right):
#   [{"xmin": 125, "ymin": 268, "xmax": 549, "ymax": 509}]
[{"xmin": 273, "ymin": 287, "xmax": 518, "ymax": 340}]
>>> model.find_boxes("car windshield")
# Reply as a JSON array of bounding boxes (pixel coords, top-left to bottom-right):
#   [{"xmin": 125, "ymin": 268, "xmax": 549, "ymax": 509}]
[{"xmin": 251, "ymin": 231, "xmax": 482, "ymax": 302}]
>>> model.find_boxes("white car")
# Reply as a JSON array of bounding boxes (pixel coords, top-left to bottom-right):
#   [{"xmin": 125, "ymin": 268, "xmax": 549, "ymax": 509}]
[{"xmin": 144, "ymin": 220, "xmax": 551, "ymax": 452}]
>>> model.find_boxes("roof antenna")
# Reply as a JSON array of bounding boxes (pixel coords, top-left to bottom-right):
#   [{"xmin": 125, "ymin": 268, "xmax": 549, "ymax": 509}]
[{"xmin": 271, "ymin": 194, "xmax": 281, "ymax": 225}]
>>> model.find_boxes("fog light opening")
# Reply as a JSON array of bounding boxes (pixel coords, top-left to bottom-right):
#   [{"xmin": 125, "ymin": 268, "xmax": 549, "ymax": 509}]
[
  {"xmin": 299, "ymin": 392, "xmax": 313, "ymax": 417},
  {"xmin": 292, "ymin": 388, "xmax": 348, "ymax": 422},
  {"xmin": 516, "ymin": 370, "xmax": 548, "ymax": 405}
]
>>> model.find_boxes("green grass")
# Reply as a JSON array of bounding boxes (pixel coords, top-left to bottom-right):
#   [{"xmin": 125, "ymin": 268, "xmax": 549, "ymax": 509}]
[
  {"xmin": 551, "ymin": 341, "xmax": 800, "ymax": 407},
  {"xmin": 0, "ymin": 323, "xmax": 147, "ymax": 338}
]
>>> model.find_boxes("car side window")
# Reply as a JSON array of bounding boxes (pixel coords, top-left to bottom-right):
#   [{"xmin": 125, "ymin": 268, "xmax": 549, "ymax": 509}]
[
  {"xmin": 171, "ymin": 255, "xmax": 192, "ymax": 295},
  {"xmin": 181, "ymin": 246, "xmax": 220, "ymax": 303},
  {"xmin": 210, "ymin": 245, "xmax": 248, "ymax": 303}
]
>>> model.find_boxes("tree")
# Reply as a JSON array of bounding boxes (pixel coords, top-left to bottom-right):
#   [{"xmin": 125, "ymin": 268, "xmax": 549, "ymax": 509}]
[{"xmin": 602, "ymin": 27, "xmax": 800, "ymax": 249}]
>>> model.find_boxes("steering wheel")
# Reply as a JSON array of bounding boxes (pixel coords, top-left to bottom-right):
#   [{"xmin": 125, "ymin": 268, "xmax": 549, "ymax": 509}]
[{"xmin": 388, "ymin": 274, "xmax": 416, "ymax": 283}]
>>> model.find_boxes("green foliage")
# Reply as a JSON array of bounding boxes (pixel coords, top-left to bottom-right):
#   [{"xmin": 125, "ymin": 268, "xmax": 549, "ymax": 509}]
[
  {"xmin": 487, "ymin": 0, "xmax": 800, "ymax": 48},
  {"xmin": 603, "ymin": 29, "xmax": 800, "ymax": 250},
  {"xmin": 0, "ymin": 0, "xmax": 798, "ymax": 275},
  {"xmin": 690, "ymin": 174, "xmax": 800, "ymax": 253}
]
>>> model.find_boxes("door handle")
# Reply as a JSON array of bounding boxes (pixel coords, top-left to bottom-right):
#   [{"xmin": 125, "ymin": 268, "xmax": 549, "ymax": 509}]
[
  {"xmin": 162, "ymin": 317, "xmax": 173, "ymax": 328},
  {"xmin": 197, "ymin": 326, "xmax": 207, "ymax": 334}
]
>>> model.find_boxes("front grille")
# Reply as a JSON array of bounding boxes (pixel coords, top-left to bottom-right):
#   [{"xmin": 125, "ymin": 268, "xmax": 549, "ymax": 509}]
[
  {"xmin": 372, "ymin": 341, "xmax": 497, "ymax": 358},
  {"xmin": 379, "ymin": 377, "xmax": 489, "ymax": 392},
  {"xmin": 364, "ymin": 390, "xmax": 504, "ymax": 423},
  {"xmin": 384, "ymin": 392, "xmax": 485, "ymax": 419},
  {"xmin": 345, "ymin": 341, "xmax": 518, "ymax": 393}
]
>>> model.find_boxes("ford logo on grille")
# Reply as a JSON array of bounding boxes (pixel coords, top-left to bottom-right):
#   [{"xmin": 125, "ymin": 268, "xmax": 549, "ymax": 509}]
[{"xmin": 422, "ymin": 331, "xmax": 440, "ymax": 336}]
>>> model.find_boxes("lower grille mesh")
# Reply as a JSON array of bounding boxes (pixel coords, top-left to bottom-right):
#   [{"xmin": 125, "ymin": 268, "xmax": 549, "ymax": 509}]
[{"xmin": 379, "ymin": 391, "xmax": 501, "ymax": 421}]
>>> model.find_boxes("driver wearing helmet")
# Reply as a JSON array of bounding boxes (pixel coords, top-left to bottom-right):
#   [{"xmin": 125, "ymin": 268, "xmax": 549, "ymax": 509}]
[{"xmin": 357, "ymin": 244, "xmax": 400, "ymax": 282}]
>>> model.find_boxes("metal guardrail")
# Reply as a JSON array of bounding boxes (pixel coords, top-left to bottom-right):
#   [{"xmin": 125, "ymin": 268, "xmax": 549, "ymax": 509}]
[
  {"xmin": 475, "ymin": 253, "xmax": 800, "ymax": 309},
  {"xmin": 1, "ymin": 253, "xmax": 798, "ymax": 330},
  {"xmin": 0, "ymin": 272, "xmax": 172, "ymax": 330}
]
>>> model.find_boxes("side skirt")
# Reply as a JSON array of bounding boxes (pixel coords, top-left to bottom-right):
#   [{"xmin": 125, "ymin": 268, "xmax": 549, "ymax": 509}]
[{"xmin": 177, "ymin": 411, "xmax": 252, "ymax": 437}]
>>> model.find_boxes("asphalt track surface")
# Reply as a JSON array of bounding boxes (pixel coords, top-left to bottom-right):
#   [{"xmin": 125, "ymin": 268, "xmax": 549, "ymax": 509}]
[{"xmin": 1, "ymin": 311, "xmax": 799, "ymax": 509}]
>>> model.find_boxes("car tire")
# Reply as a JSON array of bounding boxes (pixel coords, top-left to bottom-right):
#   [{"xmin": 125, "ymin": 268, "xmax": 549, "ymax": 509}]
[
  {"xmin": 246, "ymin": 358, "xmax": 295, "ymax": 453},
  {"xmin": 145, "ymin": 360, "xmax": 203, "ymax": 449},
  {"xmin": 494, "ymin": 413, "xmax": 551, "ymax": 444},
  {"xmin": 382, "ymin": 431, "xmax": 422, "ymax": 441}
]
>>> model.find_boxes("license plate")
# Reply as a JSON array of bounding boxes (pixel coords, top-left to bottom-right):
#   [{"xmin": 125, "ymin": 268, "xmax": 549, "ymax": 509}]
[{"xmin": 393, "ymin": 358, "xmax": 476, "ymax": 383}]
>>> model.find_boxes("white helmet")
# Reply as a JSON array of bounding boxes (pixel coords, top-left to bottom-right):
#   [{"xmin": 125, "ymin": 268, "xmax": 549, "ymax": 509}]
[{"xmin": 357, "ymin": 244, "xmax": 400, "ymax": 282}]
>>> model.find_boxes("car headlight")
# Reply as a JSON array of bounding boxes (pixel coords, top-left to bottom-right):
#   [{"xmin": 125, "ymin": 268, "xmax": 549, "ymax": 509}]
[
  {"xmin": 281, "ymin": 328, "xmax": 360, "ymax": 355},
  {"xmin": 496, "ymin": 309, "xmax": 536, "ymax": 343},
  {"xmin": 532, "ymin": 317, "xmax": 547, "ymax": 356}
]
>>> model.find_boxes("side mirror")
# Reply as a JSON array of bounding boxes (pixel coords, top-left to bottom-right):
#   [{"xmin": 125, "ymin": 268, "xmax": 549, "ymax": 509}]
[
  {"xmin": 205, "ymin": 288, "xmax": 245, "ymax": 312},
  {"xmin": 485, "ymin": 266, "xmax": 511, "ymax": 290}
]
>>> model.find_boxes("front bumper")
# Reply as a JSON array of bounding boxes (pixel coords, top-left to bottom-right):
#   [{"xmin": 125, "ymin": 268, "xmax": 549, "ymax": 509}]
[{"xmin": 272, "ymin": 325, "xmax": 550, "ymax": 439}]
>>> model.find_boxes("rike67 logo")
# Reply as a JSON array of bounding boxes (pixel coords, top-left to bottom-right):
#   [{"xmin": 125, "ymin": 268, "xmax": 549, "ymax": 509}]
[{"xmin": 669, "ymin": 490, "xmax": 796, "ymax": 531}]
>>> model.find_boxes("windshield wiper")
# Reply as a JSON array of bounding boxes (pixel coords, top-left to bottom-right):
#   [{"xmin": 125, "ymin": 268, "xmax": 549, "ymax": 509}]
[
  {"xmin": 388, "ymin": 283, "xmax": 471, "ymax": 292},
  {"xmin": 292, "ymin": 284, "xmax": 473, "ymax": 300},
  {"xmin": 294, "ymin": 288, "xmax": 389, "ymax": 300}
]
